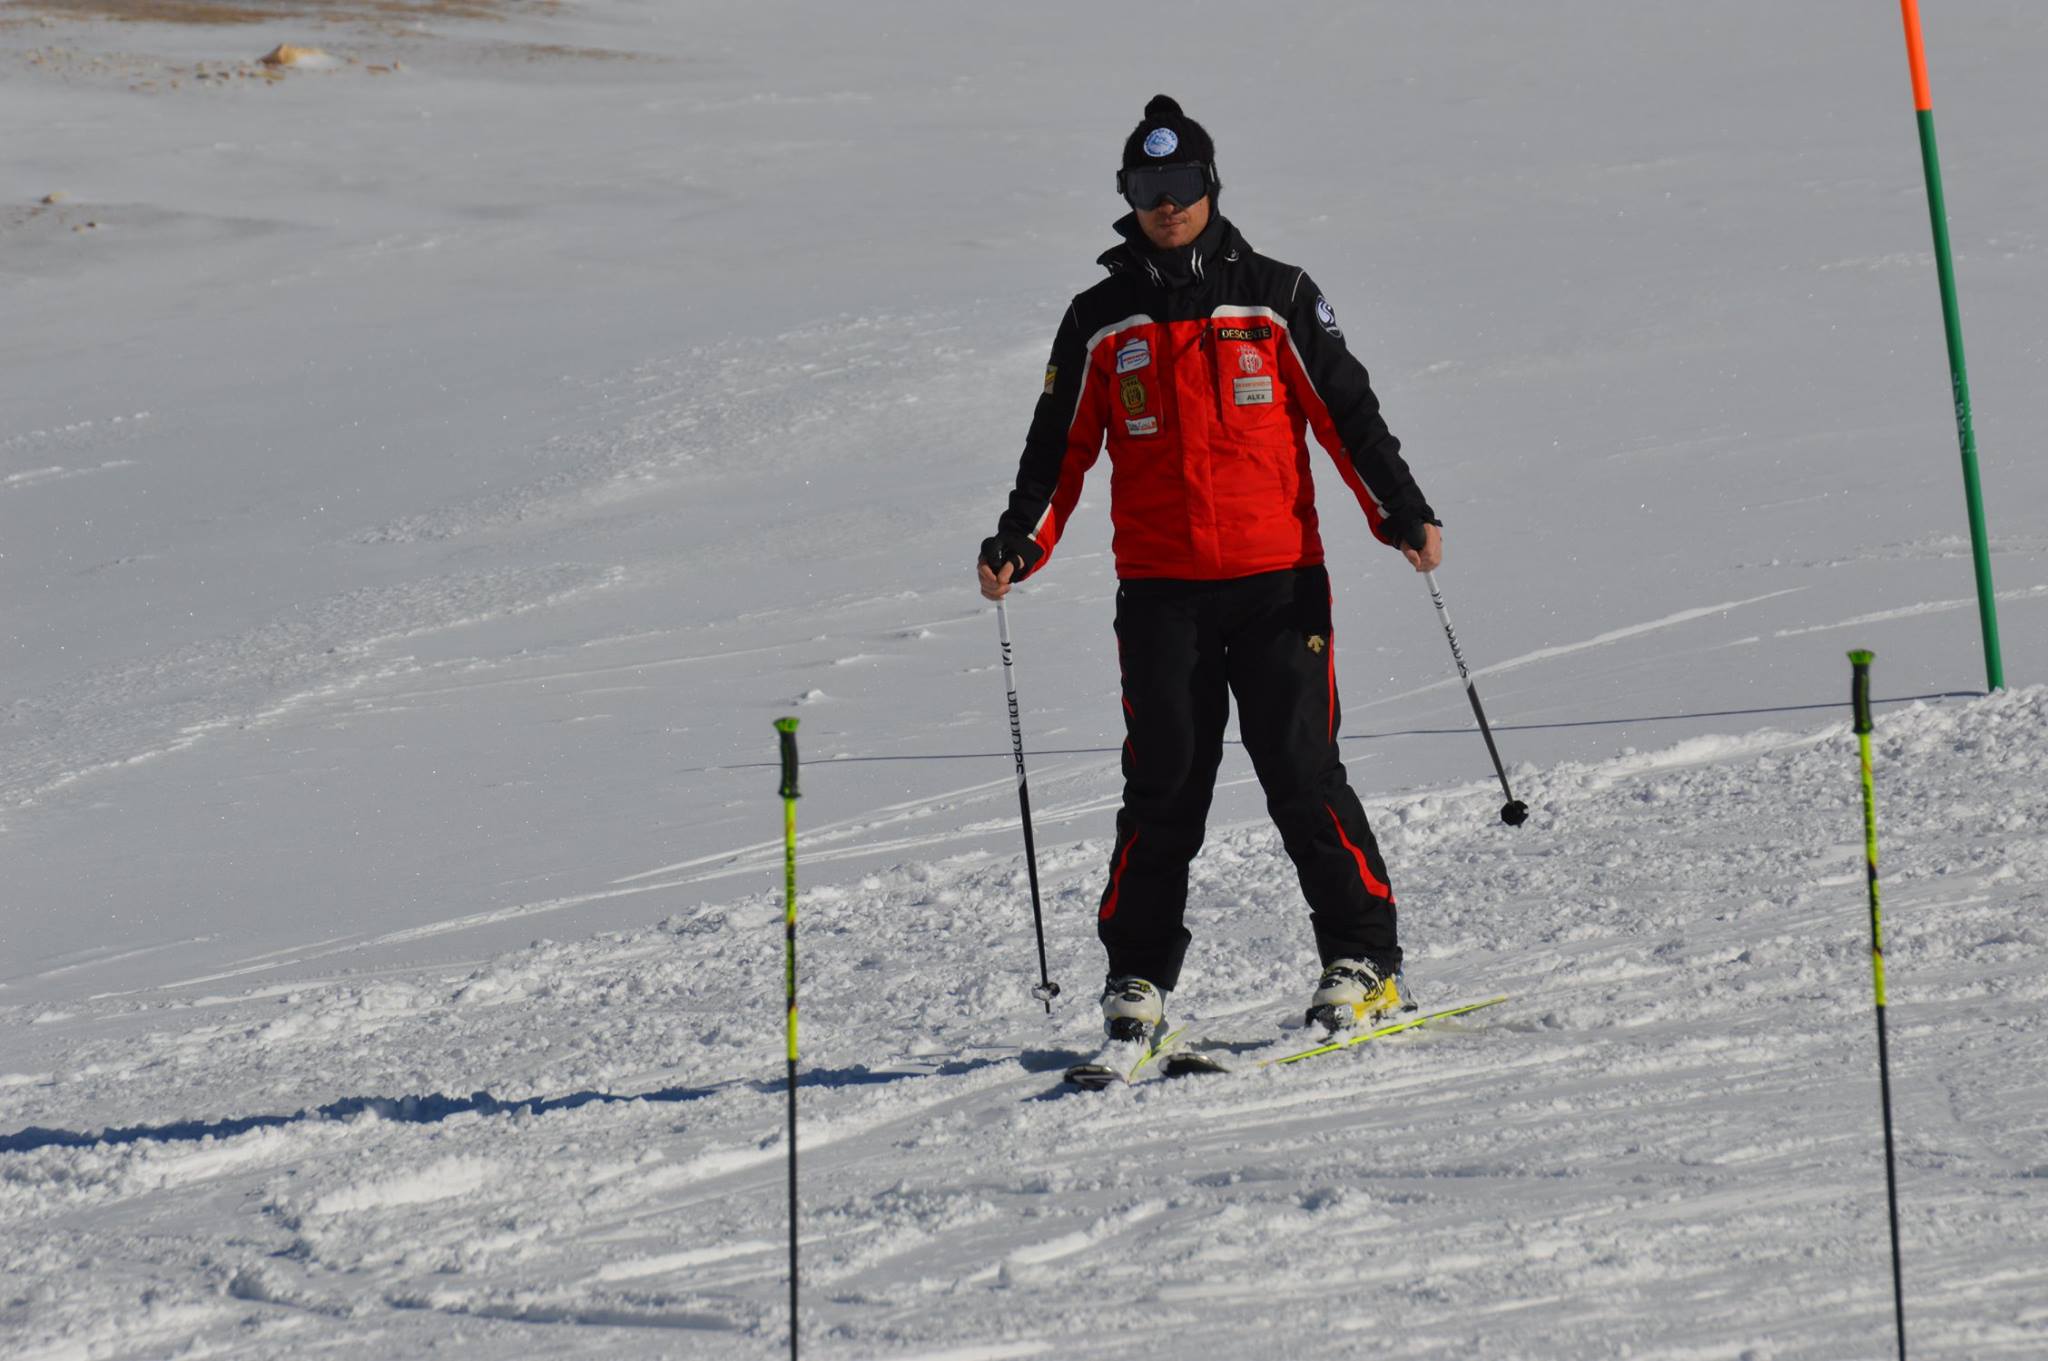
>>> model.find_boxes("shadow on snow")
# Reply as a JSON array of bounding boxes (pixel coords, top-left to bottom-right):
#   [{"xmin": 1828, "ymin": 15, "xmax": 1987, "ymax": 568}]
[{"xmin": 0, "ymin": 1057, "xmax": 1017, "ymax": 1155}]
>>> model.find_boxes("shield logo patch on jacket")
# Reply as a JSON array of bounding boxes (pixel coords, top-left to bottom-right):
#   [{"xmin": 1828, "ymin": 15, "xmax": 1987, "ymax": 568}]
[{"xmin": 1120, "ymin": 375, "xmax": 1148, "ymax": 416}]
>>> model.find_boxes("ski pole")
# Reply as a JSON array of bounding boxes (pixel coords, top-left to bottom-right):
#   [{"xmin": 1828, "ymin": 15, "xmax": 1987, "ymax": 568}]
[
  {"xmin": 1421, "ymin": 569, "xmax": 1528, "ymax": 826},
  {"xmin": 773, "ymin": 716, "xmax": 801, "ymax": 1361},
  {"xmin": 1849, "ymin": 651, "xmax": 1907, "ymax": 1361},
  {"xmin": 995, "ymin": 598, "xmax": 1061, "ymax": 1013}
]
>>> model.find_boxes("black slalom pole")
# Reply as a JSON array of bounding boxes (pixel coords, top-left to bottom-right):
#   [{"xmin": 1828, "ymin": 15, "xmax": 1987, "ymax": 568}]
[
  {"xmin": 773, "ymin": 716, "xmax": 802, "ymax": 1361},
  {"xmin": 1421, "ymin": 567, "xmax": 1528, "ymax": 826},
  {"xmin": 1849, "ymin": 651, "xmax": 1908, "ymax": 1361},
  {"xmin": 995, "ymin": 599, "xmax": 1061, "ymax": 1013}
]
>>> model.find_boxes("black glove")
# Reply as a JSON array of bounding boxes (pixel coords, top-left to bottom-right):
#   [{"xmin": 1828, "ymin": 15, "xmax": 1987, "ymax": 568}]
[
  {"xmin": 980, "ymin": 531, "xmax": 1045, "ymax": 581},
  {"xmin": 1386, "ymin": 514, "xmax": 1443, "ymax": 552}
]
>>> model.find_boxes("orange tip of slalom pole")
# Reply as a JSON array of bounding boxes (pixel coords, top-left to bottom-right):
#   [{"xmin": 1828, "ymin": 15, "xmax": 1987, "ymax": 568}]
[{"xmin": 1900, "ymin": 0, "xmax": 1934, "ymax": 111}]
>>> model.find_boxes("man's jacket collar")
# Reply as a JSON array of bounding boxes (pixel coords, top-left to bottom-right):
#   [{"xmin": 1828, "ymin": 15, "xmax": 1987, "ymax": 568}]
[{"xmin": 1099, "ymin": 211, "xmax": 1245, "ymax": 289}]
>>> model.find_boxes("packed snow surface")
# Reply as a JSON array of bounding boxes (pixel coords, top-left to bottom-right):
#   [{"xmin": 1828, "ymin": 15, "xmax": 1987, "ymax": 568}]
[{"xmin": 3, "ymin": 2, "xmax": 2045, "ymax": 1358}]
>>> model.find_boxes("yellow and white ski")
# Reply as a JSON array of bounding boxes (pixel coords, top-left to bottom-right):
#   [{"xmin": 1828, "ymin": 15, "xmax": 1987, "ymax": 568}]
[{"xmin": 1160, "ymin": 996, "xmax": 1509, "ymax": 1077}]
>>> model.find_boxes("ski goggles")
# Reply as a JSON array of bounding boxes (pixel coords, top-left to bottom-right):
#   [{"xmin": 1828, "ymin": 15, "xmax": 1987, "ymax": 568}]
[{"xmin": 1118, "ymin": 161, "xmax": 1212, "ymax": 210}]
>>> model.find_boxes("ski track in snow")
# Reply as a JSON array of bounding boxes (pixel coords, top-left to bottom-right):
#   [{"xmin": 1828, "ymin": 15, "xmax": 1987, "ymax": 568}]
[
  {"xmin": 1353, "ymin": 589, "xmax": 1806, "ymax": 712},
  {"xmin": 1, "ymin": 565, "xmax": 627, "ymax": 812},
  {"xmin": 63, "ymin": 761, "xmax": 1131, "ymax": 1001},
  {"xmin": 0, "ymin": 298, "xmax": 1033, "ymax": 821},
  {"xmin": 2, "ymin": 691, "xmax": 2043, "ymax": 1359},
  {"xmin": 1771, "ymin": 583, "xmax": 2048, "ymax": 638}
]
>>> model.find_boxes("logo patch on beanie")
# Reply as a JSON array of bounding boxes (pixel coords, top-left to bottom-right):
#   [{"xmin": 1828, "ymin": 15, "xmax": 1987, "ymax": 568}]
[{"xmin": 1143, "ymin": 127, "xmax": 1179, "ymax": 158}]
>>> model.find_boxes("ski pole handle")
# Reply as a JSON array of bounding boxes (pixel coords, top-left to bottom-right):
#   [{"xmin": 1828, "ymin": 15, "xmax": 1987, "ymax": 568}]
[
  {"xmin": 1850, "ymin": 650, "xmax": 1876, "ymax": 736},
  {"xmin": 777, "ymin": 717, "xmax": 801, "ymax": 799}
]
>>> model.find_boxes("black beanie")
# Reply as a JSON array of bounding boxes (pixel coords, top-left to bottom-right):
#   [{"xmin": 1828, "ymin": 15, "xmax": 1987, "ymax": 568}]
[{"xmin": 1121, "ymin": 93, "xmax": 1219, "ymax": 187}]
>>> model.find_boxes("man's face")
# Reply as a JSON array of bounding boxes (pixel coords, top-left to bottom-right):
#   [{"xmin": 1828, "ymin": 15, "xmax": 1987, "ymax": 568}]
[{"xmin": 1136, "ymin": 194, "xmax": 1210, "ymax": 251}]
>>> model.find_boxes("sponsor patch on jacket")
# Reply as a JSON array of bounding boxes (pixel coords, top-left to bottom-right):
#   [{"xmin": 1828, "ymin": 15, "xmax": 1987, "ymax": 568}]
[
  {"xmin": 1232, "ymin": 376, "xmax": 1274, "ymax": 406},
  {"xmin": 1120, "ymin": 375, "xmax": 1148, "ymax": 415},
  {"xmin": 1215, "ymin": 324, "xmax": 1273, "ymax": 342},
  {"xmin": 1042, "ymin": 365, "xmax": 1057, "ymax": 395},
  {"xmin": 1115, "ymin": 337, "xmax": 1151, "ymax": 373},
  {"xmin": 1314, "ymin": 294, "xmax": 1343, "ymax": 338},
  {"xmin": 1237, "ymin": 348, "xmax": 1263, "ymax": 374},
  {"xmin": 1125, "ymin": 416, "xmax": 1159, "ymax": 436}
]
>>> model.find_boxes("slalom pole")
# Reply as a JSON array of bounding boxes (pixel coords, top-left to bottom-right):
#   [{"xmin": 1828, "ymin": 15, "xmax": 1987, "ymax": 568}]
[
  {"xmin": 1422, "ymin": 570, "xmax": 1528, "ymax": 826},
  {"xmin": 995, "ymin": 599, "xmax": 1061, "ymax": 1013},
  {"xmin": 1848, "ymin": 652, "xmax": 1907, "ymax": 1361},
  {"xmin": 773, "ymin": 716, "xmax": 802, "ymax": 1361},
  {"xmin": 1897, "ymin": 1, "xmax": 2003, "ymax": 690}
]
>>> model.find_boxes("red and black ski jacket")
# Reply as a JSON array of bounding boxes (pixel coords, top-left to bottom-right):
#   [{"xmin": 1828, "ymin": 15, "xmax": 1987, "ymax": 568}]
[{"xmin": 998, "ymin": 212, "xmax": 1434, "ymax": 581}]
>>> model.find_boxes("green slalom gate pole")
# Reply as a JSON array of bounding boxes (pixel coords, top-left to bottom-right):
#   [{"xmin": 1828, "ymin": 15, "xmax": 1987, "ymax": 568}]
[
  {"xmin": 1849, "ymin": 652, "xmax": 1907, "ymax": 1361},
  {"xmin": 774, "ymin": 716, "xmax": 801, "ymax": 1361},
  {"xmin": 1898, "ymin": 0, "xmax": 2003, "ymax": 691}
]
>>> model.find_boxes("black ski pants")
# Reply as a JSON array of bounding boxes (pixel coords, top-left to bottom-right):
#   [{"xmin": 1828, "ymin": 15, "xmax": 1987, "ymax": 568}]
[{"xmin": 1097, "ymin": 565, "xmax": 1400, "ymax": 994}]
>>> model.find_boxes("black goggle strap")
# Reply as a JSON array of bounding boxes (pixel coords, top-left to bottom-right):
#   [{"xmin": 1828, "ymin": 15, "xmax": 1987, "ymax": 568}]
[{"xmin": 1117, "ymin": 161, "xmax": 1213, "ymax": 207}]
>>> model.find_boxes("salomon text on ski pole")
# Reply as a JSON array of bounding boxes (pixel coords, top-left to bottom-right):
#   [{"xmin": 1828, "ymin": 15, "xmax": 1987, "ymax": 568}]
[
  {"xmin": 774, "ymin": 716, "xmax": 802, "ymax": 1361},
  {"xmin": 1417, "ymin": 552, "xmax": 1527, "ymax": 826},
  {"xmin": 1849, "ymin": 651, "xmax": 1907, "ymax": 1361},
  {"xmin": 996, "ymin": 599, "xmax": 1061, "ymax": 1013}
]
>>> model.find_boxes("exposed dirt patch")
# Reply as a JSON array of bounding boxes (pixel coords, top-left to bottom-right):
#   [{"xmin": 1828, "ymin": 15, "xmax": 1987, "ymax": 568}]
[
  {"xmin": 6, "ymin": 1, "xmax": 650, "ymax": 90},
  {"xmin": 4, "ymin": 0, "xmax": 556, "ymax": 25}
]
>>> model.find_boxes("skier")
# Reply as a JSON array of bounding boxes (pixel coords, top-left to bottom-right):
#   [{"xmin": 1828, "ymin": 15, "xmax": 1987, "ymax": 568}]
[{"xmin": 977, "ymin": 95, "xmax": 1444, "ymax": 1074}]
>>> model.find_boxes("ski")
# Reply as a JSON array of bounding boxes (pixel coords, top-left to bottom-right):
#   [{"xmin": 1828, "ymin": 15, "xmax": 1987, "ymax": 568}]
[
  {"xmin": 1160, "ymin": 995, "xmax": 1509, "ymax": 1078},
  {"xmin": 1061, "ymin": 1023, "xmax": 1188, "ymax": 1090}
]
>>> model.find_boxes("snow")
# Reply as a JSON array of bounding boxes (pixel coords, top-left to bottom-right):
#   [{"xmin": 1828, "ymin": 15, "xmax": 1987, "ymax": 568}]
[{"xmin": 3, "ymin": 1, "xmax": 2046, "ymax": 1357}]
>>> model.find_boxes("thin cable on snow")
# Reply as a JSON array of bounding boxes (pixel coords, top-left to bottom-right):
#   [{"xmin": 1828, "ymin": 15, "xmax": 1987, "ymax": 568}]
[{"xmin": 684, "ymin": 690, "xmax": 1984, "ymax": 775}]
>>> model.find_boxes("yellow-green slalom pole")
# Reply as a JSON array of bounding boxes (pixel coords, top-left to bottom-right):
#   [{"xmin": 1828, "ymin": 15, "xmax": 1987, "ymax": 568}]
[
  {"xmin": 774, "ymin": 716, "xmax": 801, "ymax": 1361},
  {"xmin": 1898, "ymin": 1, "xmax": 2003, "ymax": 691},
  {"xmin": 1849, "ymin": 652, "xmax": 1906, "ymax": 1361}
]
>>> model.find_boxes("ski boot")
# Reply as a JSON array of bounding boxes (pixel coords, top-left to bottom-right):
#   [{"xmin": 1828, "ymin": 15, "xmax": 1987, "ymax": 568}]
[
  {"xmin": 1305, "ymin": 958, "xmax": 1401, "ymax": 1035},
  {"xmin": 1063, "ymin": 976, "xmax": 1176, "ymax": 1089}
]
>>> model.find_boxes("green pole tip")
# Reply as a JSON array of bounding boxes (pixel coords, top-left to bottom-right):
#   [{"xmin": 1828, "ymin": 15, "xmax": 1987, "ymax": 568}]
[
  {"xmin": 1848, "ymin": 649, "xmax": 1876, "ymax": 667},
  {"xmin": 774, "ymin": 716, "xmax": 800, "ymax": 734}
]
